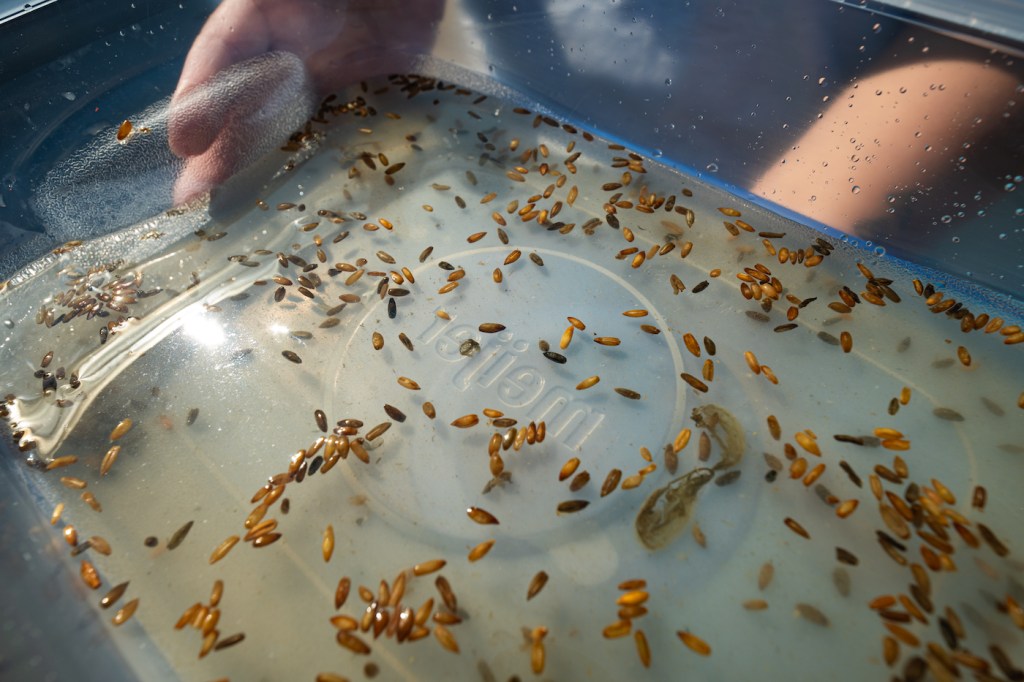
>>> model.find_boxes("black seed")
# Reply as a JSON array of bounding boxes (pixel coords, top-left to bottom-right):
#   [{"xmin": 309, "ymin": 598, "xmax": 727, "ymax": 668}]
[
  {"xmin": 282, "ymin": 350, "xmax": 302, "ymax": 364},
  {"xmin": 388, "ymin": 298, "xmax": 397, "ymax": 319},
  {"xmin": 543, "ymin": 351, "xmax": 567, "ymax": 364},
  {"xmin": 384, "ymin": 404, "xmax": 407, "ymax": 422}
]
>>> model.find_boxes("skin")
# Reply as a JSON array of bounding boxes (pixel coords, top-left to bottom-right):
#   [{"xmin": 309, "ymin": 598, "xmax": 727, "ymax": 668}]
[
  {"xmin": 753, "ymin": 58, "xmax": 1018, "ymax": 234},
  {"xmin": 169, "ymin": 0, "xmax": 444, "ymax": 204}
]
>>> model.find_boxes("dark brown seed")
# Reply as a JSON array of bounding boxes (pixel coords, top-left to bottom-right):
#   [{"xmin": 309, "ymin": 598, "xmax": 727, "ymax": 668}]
[
  {"xmin": 680, "ymin": 373, "xmax": 709, "ymax": 393},
  {"xmin": 569, "ymin": 471, "xmax": 590, "ymax": 492},
  {"xmin": 383, "ymin": 404, "xmax": 406, "ymax": 422},
  {"xmin": 557, "ymin": 500, "xmax": 589, "ymax": 513},
  {"xmin": 527, "ymin": 571, "xmax": 549, "ymax": 600},
  {"xmin": 100, "ymin": 581, "xmax": 130, "ymax": 609},
  {"xmin": 601, "ymin": 469, "xmax": 622, "ymax": 497},
  {"xmin": 315, "ymin": 409, "xmax": 328, "ymax": 432},
  {"xmin": 435, "ymin": 576, "xmax": 458, "ymax": 612},
  {"xmin": 214, "ymin": 632, "xmax": 245, "ymax": 651},
  {"xmin": 422, "ymin": 402, "xmax": 436, "ymax": 419},
  {"xmin": 972, "ymin": 485, "xmax": 987, "ymax": 510},
  {"xmin": 835, "ymin": 547, "xmax": 859, "ymax": 565},
  {"xmin": 399, "ymin": 333, "xmax": 414, "ymax": 351},
  {"xmin": 615, "ymin": 387, "xmax": 642, "ymax": 400},
  {"xmin": 932, "ymin": 407, "xmax": 964, "ymax": 422},
  {"xmin": 186, "ymin": 407, "xmax": 199, "ymax": 426},
  {"xmin": 167, "ymin": 520, "xmax": 194, "ymax": 550},
  {"xmin": 282, "ymin": 350, "xmax": 302, "ymax": 364},
  {"xmin": 334, "ymin": 577, "xmax": 351, "ymax": 610},
  {"xmin": 784, "ymin": 517, "xmax": 810, "ymax": 539},
  {"xmin": 977, "ymin": 523, "xmax": 1009, "ymax": 556}
]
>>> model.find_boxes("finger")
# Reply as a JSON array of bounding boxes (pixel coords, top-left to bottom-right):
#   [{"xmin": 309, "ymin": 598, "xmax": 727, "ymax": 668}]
[{"xmin": 169, "ymin": 0, "xmax": 273, "ymax": 158}]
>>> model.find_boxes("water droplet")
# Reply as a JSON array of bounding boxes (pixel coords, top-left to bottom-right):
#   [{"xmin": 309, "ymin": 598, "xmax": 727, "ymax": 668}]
[
  {"xmin": 886, "ymin": 194, "xmax": 896, "ymax": 203},
  {"xmin": 872, "ymin": 22, "xmax": 882, "ymax": 33},
  {"xmin": 874, "ymin": 246, "xmax": 886, "ymax": 256},
  {"xmin": 851, "ymin": 186, "xmax": 861, "ymax": 195},
  {"xmin": 705, "ymin": 163, "xmax": 719, "ymax": 173},
  {"xmin": 999, "ymin": 232, "xmax": 1007, "ymax": 240},
  {"xmin": 664, "ymin": 78, "xmax": 672, "ymax": 86},
  {"xmin": 950, "ymin": 235, "xmax": 960, "ymax": 242},
  {"xmin": 1005, "ymin": 183, "xmax": 1016, "ymax": 192},
  {"xmin": 941, "ymin": 215, "xmax": 953, "ymax": 224}
]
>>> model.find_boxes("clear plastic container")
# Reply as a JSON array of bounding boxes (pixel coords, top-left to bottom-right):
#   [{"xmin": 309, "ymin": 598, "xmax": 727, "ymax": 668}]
[{"xmin": 1, "ymin": 2, "xmax": 1022, "ymax": 681}]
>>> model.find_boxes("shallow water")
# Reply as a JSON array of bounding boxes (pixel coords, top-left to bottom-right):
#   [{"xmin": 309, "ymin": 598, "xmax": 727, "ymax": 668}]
[{"xmin": 1, "ymin": 73, "xmax": 1023, "ymax": 681}]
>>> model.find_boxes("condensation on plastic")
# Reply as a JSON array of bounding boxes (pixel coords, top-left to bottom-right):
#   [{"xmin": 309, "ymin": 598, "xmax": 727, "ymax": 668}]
[{"xmin": 30, "ymin": 51, "xmax": 314, "ymax": 248}]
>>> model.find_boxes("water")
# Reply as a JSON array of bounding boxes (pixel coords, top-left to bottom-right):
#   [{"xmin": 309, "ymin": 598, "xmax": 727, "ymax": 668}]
[{"xmin": 1, "ymin": 73, "xmax": 1023, "ymax": 681}]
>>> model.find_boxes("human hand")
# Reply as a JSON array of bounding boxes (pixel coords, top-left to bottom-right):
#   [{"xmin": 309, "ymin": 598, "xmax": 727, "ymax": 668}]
[{"xmin": 168, "ymin": 0, "xmax": 444, "ymax": 204}]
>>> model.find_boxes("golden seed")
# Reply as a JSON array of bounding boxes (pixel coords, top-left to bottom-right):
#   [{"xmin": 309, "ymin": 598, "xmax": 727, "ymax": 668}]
[
  {"xmin": 434, "ymin": 624, "xmax": 459, "ymax": 653},
  {"xmin": 840, "ymin": 331, "xmax": 853, "ymax": 353},
  {"xmin": 397, "ymin": 376, "xmax": 421, "ymax": 390},
  {"xmin": 683, "ymin": 333, "xmax": 701, "ymax": 357},
  {"xmin": 80, "ymin": 560, "xmax": 101, "ymax": 589},
  {"xmin": 50, "ymin": 502, "xmax": 64, "ymax": 526},
  {"xmin": 467, "ymin": 506, "xmax": 499, "ymax": 525},
  {"xmin": 468, "ymin": 539, "xmax": 495, "ymax": 562},
  {"xmin": 414, "ymin": 559, "xmax": 447, "ymax": 576},
  {"xmin": 594, "ymin": 336, "xmax": 621, "ymax": 346},
  {"xmin": 743, "ymin": 351, "xmax": 761, "ymax": 374},
  {"xmin": 634, "ymin": 629, "xmax": 651, "ymax": 668},
  {"xmin": 758, "ymin": 562, "xmax": 774, "ymax": 591},
  {"xmin": 603, "ymin": 621, "xmax": 632, "ymax": 638},
  {"xmin": 836, "ymin": 499, "xmax": 859, "ymax": 518},
  {"xmin": 559, "ymin": 457, "xmax": 581, "ymax": 481},
  {"xmin": 560, "ymin": 325, "xmax": 574, "ymax": 349},
  {"xmin": 116, "ymin": 119, "xmax": 133, "ymax": 141},
  {"xmin": 81, "ymin": 491, "xmax": 102, "ymax": 512},
  {"xmin": 576, "ymin": 375, "xmax": 600, "ymax": 390},
  {"xmin": 112, "ymin": 598, "xmax": 139, "ymax": 626},
  {"xmin": 60, "ymin": 476, "xmax": 87, "ymax": 490},
  {"xmin": 109, "ymin": 418, "xmax": 133, "ymax": 441},
  {"xmin": 451, "ymin": 414, "xmax": 479, "ymax": 428},
  {"xmin": 744, "ymin": 599, "xmax": 769, "ymax": 610},
  {"xmin": 322, "ymin": 525, "xmax": 335, "ymax": 562},
  {"xmin": 794, "ymin": 432, "xmax": 821, "ymax": 456},
  {"xmin": 423, "ymin": 402, "xmax": 436, "ymax": 418},
  {"xmin": 677, "ymin": 630, "xmax": 711, "ymax": 656},
  {"xmin": 336, "ymin": 631, "xmax": 371, "ymax": 655}
]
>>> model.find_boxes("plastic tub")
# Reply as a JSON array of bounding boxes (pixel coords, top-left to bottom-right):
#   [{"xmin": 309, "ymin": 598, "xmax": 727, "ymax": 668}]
[{"xmin": 0, "ymin": 2, "xmax": 1022, "ymax": 681}]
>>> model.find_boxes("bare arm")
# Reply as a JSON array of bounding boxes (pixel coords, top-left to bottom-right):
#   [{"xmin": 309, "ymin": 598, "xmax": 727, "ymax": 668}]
[{"xmin": 753, "ymin": 58, "xmax": 1018, "ymax": 233}]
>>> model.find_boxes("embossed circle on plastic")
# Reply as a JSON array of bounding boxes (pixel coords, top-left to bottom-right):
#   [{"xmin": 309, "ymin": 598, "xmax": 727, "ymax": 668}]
[{"xmin": 325, "ymin": 245, "xmax": 688, "ymax": 542}]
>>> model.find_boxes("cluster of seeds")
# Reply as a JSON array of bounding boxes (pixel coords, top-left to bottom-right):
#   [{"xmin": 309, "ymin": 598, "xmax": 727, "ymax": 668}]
[{"xmin": 0, "ymin": 70, "xmax": 1022, "ymax": 682}]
